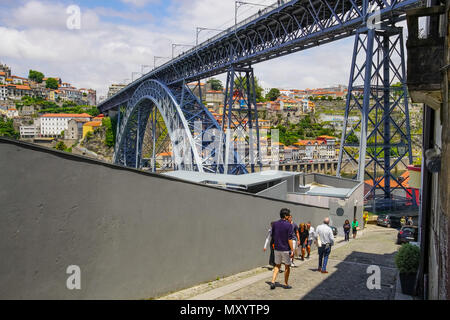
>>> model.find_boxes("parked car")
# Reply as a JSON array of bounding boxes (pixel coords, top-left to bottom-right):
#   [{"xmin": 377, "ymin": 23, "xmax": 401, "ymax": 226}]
[
  {"xmin": 329, "ymin": 226, "xmax": 338, "ymax": 237},
  {"xmin": 397, "ymin": 226, "xmax": 418, "ymax": 244},
  {"xmin": 377, "ymin": 214, "xmax": 401, "ymax": 228}
]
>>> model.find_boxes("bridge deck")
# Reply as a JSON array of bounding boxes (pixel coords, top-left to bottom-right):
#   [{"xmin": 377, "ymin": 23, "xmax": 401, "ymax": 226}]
[{"xmin": 98, "ymin": 0, "xmax": 420, "ymax": 113}]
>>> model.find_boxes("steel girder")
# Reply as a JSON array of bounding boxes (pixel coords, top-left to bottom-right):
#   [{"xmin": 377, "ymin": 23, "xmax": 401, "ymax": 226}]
[
  {"xmin": 114, "ymin": 80, "xmax": 215, "ymax": 172},
  {"xmin": 98, "ymin": 0, "xmax": 421, "ymax": 113},
  {"xmin": 222, "ymin": 66, "xmax": 261, "ymax": 174},
  {"xmin": 337, "ymin": 27, "xmax": 416, "ymax": 206},
  {"xmin": 113, "ymin": 79, "xmax": 247, "ymax": 173}
]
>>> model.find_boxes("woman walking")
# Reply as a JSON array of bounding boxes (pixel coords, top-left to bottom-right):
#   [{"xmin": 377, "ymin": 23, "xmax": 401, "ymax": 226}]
[
  {"xmin": 343, "ymin": 219, "xmax": 351, "ymax": 241},
  {"xmin": 306, "ymin": 222, "xmax": 315, "ymax": 259},
  {"xmin": 351, "ymin": 218, "xmax": 359, "ymax": 239},
  {"xmin": 299, "ymin": 223, "xmax": 309, "ymax": 261}
]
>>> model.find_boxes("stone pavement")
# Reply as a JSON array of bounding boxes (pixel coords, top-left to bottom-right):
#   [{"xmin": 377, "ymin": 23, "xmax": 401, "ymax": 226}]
[{"xmin": 158, "ymin": 225, "xmax": 402, "ymax": 300}]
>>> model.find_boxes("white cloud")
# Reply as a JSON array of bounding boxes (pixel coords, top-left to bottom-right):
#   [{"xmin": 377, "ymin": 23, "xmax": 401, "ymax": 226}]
[{"xmin": 120, "ymin": 0, "xmax": 159, "ymax": 8}]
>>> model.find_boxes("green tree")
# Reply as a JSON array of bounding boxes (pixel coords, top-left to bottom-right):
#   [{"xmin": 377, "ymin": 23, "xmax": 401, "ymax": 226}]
[
  {"xmin": 28, "ymin": 70, "xmax": 44, "ymax": 83},
  {"xmin": 46, "ymin": 78, "xmax": 59, "ymax": 90},
  {"xmin": 233, "ymin": 76, "xmax": 265, "ymax": 102},
  {"xmin": 54, "ymin": 141, "xmax": 67, "ymax": 151},
  {"xmin": 266, "ymin": 88, "xmax": 281, "ymax": 101},
  {"xmin": 0, "ymin": 117, "xmax": 19, "ymax": 139},
  {"xmin": 102, "ymin": 117, "xmax": 115, "ymax": 147},
  {"xmin": 207, "ymin": 78, "xmax": 223, "ymax": 91}
]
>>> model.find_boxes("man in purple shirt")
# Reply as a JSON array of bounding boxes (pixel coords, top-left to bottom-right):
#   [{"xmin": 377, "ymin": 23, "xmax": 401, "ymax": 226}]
[{"xmin": 270, "ymin": 208, "xmax": 294, "ymax": 290}]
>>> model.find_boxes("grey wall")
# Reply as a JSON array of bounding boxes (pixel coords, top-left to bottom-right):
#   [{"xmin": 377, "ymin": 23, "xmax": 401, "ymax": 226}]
[
  {"xmin": 256, "ymin": 180, "xmax": 288, "ymax": 200},
  {"xmin": 0, "ymin": 139, "xmax": 331, "ymax": 299}
]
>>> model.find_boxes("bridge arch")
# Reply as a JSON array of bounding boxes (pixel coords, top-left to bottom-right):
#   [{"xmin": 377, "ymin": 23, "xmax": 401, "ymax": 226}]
[{"xmin": 114, "ymin": 79, "xmax": 206, "ymax": 171}]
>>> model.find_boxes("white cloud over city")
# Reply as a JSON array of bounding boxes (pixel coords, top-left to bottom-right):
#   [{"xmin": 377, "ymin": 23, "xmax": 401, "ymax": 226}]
[{"xmin": 0, "ymin": 0, "xmax": 355, "ymax": 99}]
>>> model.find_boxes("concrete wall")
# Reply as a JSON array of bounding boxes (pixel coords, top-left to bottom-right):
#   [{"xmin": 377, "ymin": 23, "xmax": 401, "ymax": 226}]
[
  {"xmin": 0, "ymin": 138, "xmax": 332, "ymax": 299},
  {"xmin": 256, "ymin": 180, "xmax": 288, "ymax": 200}
]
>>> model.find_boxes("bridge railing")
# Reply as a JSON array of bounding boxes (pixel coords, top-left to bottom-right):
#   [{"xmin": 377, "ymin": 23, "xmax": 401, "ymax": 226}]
[{"xmin": 158, "ymin": 0, "xmax": 290, "ymax": 71}]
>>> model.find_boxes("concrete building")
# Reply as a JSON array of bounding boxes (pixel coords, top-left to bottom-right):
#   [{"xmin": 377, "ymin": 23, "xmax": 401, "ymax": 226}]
[
  {"xmin": 82, "ymin": 121, "xmax": 102, "ymax": 139},
  {"xmin": 0, "ymin": 85, "xmax": 7, "ymax": 101},
  {"xmin": 65, "ymin": 119, "xmax": 88, "ymax": 140},
  {"xmin": 40, "ymin": 113, "xmax": 91, "ymax": 137},
  {"xmin": 19, "ymin": 120, "xmax": 40, "ymax": 139},
  {"xmin": 7, "ymin": 84, "xmax": 32, "ymax": 100},
  {"xmin": 107, "ymin": 84, "xmax": 127, "ymax": 98},
  {"xmin": 205, "ymin": 90, "xmax": 224, "ymax": 107}
]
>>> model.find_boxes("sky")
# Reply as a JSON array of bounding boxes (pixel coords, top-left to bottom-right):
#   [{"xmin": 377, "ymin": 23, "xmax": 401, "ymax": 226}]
[{"xmin": 0, "ymin": 0, "xmax": 360, "ymax": 99}]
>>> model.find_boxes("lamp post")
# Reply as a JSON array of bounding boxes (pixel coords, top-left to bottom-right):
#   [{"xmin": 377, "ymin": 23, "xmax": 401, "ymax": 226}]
[
  {"xmin": 172, "ymin": 43, "xmax": 195, "ymax": 58},
  {"xmin": 235, "ymin": 1, "xmax": 274, "ymax": 25},
  {"xmin": 196, "ymin": 27, "xmax": 224, "ymax": 45}
]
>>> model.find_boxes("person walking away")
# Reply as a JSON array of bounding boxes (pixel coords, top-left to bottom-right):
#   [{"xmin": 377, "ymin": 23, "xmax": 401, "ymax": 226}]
[
  {"xmin": 270, "ymin": 208, "xmax": 295, "ymax": 290},
  {"xmin": 306, "ymin": 222, "xmax": 315, "ymax": 259},
  {"xmin": 343, "ymin": 219, "xmax": 351, "ymax": 241},
  {"xmin": 351, "ymin": 218, "xmax": 359, "ymax": 239},
  {"xmin": 263, "ymin": 221, "xmax": 276, "ymax": 268},
  {"xmin": 363, "ymin": 211, "xmax": 369, "ymax": 229},
  {"xmin": 400, "ymin": 216, "xmax": 406, "ymax": 228},
  {"xmin": 287, "ymin": 215, "xmax": 300, "ymax": 266},
  {"xmin": 315, "ymin": 218, "xmax": 334, "ymax": 273},
  {"xmin": 299, "ymin": 223, "xmax": 309, "ymax": 260}
]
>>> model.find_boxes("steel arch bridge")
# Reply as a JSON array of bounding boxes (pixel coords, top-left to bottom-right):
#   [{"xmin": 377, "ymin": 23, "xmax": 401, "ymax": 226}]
[{"xmin": 98, "ymin": 0, "xmax": 422, "ymax": 183}]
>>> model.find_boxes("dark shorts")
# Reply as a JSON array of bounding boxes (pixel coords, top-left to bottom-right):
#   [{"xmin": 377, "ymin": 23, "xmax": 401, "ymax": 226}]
[{"xmin": 352, "ymin": 228, "xmax": 357, "ymax": 234}]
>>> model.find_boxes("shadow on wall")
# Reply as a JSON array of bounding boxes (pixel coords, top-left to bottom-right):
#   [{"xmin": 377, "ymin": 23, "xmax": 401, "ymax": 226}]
[{"xmin": 301, "ymin": 251, "xmax": 398, "ymax": 300}]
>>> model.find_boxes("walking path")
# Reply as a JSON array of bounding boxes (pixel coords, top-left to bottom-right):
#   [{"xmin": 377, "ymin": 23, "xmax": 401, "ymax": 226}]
[{"xmin": 158, "ymin": 225, "xmax": 403, "ymax": 300}]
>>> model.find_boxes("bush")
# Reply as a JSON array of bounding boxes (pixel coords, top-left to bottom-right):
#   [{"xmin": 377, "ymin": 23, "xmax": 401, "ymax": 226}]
[{"xmin": 395, "ymin": 243, "xmax": 420, "ymax": 274}]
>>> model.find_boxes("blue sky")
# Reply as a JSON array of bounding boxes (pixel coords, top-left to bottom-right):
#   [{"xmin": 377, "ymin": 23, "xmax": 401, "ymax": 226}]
[{"xmin": 0, "ymin": 0, "xmax": 358, "ymax": 98}]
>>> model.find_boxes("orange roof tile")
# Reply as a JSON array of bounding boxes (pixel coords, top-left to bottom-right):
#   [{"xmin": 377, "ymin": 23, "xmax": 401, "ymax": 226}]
[
  {"xmin": 83, "ymin": 121, "xmax": 102, "ymax": 127},
  {"xmin": 42, "ymin": 113, "xmax": 91, "ymax": 118}
]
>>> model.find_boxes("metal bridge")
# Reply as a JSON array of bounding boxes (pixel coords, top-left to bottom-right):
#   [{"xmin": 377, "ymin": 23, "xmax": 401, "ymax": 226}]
[{"xmin": 97, "ymin": 0, "xmax": 421, "ymax": 205}]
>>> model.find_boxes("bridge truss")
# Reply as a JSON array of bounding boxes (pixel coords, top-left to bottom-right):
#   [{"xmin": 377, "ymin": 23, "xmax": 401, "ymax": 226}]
[{"xmin": 99, "ymin": 0, "xmax": 422, "ymax": 183}]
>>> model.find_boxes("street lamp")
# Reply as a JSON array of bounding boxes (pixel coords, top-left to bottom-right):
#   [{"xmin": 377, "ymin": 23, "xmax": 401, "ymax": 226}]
[
  {"xmin": 172, "ymin": 43, "xmax": 195, "ymax": 58},
  {"xmin": 196, "ymin": 27, "xmax": 224, "ymax": 45},
  {"xmin": 235, "ymin": 1, "xmax": 275, "ymax": 25}
]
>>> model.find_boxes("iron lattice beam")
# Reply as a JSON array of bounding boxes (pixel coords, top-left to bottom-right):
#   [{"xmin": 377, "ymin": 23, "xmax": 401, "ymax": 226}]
[
  {"xmin": 337, "ymin": 27, "xmax": 416, "ymax": 207},
  {"xmin": 222, "ymin": 66, "xmax": 261, "ymax": 174}
]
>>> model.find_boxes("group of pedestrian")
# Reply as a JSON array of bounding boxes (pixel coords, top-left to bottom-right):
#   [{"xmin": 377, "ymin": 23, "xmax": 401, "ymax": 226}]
[
  {"xmin": 264, "ymin": 208, "xmax": 334, "ymax": 290},
  {"xmin": 400, "ymin": 216, "xmax": 414, "ymax": 227},
  {"xmin": 343, "ymin": 218, "xmax": 360, "ymax": 241}
]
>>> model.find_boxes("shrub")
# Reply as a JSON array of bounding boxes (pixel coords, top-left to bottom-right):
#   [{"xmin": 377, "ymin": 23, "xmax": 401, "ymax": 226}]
[{"xmin": 395, "ymin": 243, "xmax": 420, "ymax": 274}]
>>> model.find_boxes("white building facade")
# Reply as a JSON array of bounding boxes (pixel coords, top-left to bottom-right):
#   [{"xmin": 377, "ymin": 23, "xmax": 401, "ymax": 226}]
[{"xmin": 40, "ymin": 113, "xmax": 91, "ymax": 137}]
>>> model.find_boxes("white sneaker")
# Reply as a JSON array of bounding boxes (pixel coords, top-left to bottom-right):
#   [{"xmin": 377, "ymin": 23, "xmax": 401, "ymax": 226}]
[{"xmin": 291, "ymin": 261, "xmax": 296, "ymax": 267}]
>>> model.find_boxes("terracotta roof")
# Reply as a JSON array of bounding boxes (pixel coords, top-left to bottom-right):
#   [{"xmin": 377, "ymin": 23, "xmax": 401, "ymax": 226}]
[
  {"xmin": 83, "ymin": 121, "xmax": 102, "ymax": 127},
  {"xmin": 41, "ymin": 113, "xmax": 91, "ymax": 118},
  {"xmin": 8, "ymin": 84, "xmax": 31, "ymax": 90},
  {"xmin": 365, "ymin": 171, "xmax": 410, "ymax": 188},
  {"xmin": 158, "ymin": 152, "xmax": 173, "ymax": 157}
]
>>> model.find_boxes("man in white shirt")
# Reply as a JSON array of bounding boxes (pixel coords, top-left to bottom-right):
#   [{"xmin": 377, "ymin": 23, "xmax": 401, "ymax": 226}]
[{"xmin": 315, "ymin": 217, "xmax": 334, "ymax": 273}]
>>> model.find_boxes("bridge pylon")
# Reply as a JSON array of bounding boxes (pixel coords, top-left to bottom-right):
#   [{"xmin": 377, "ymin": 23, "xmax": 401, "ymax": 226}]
[
  {"xmin": 337, "ymin": 26, "xmax": 416, "ymax": 211},
  {"xmin": 222, "ymin": 66, "xmax": 262, "ymax": 174}
]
